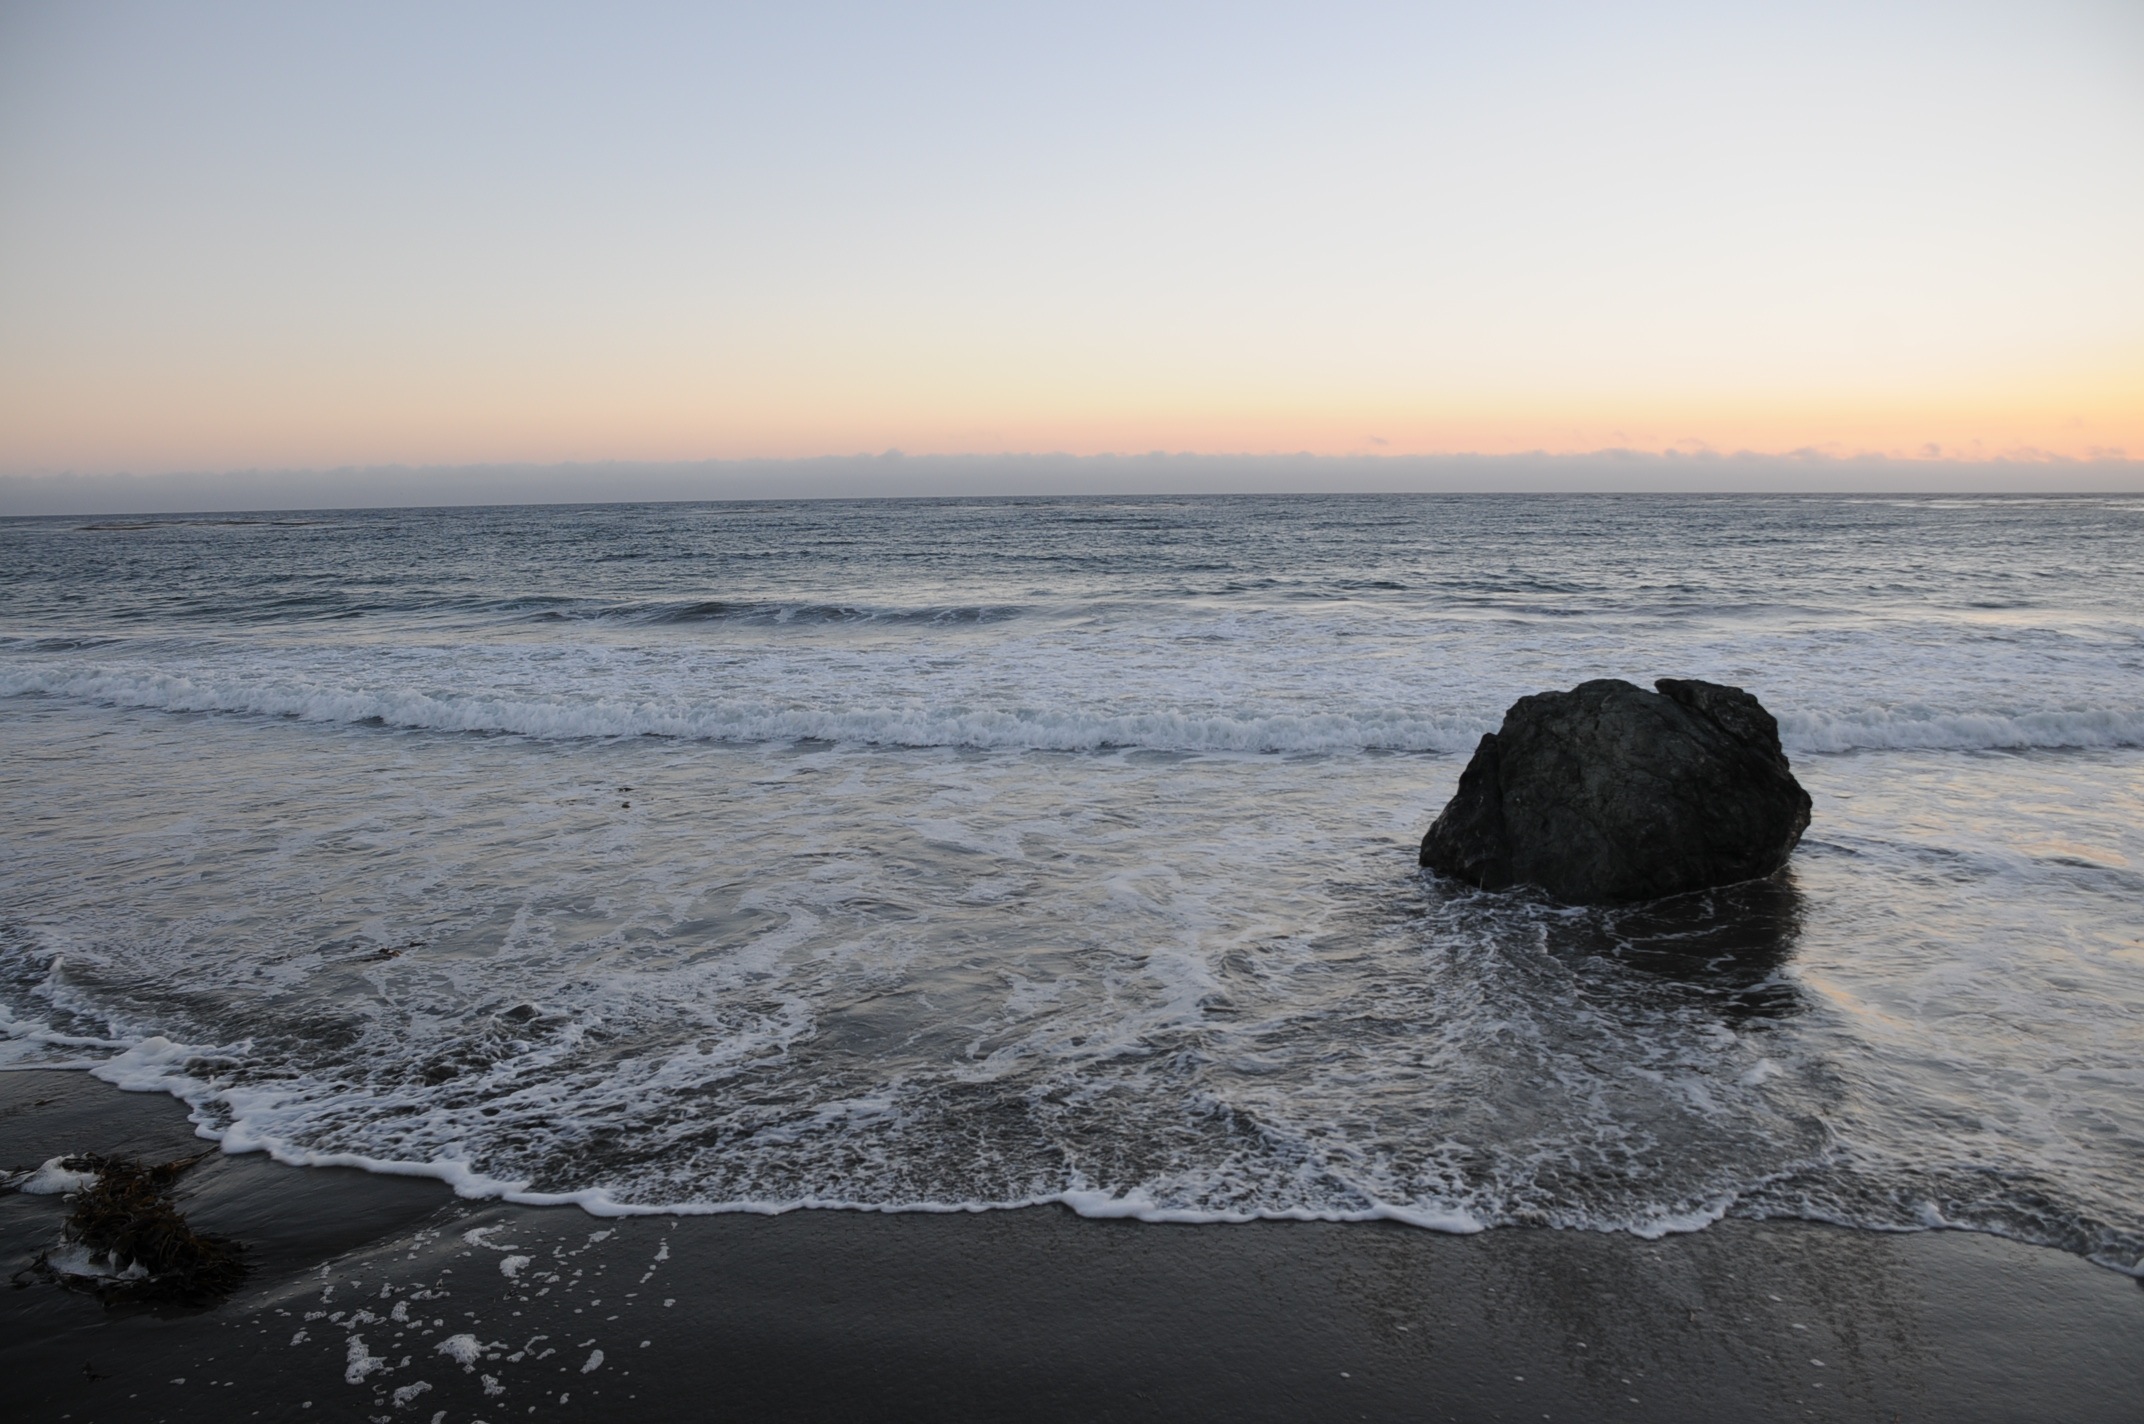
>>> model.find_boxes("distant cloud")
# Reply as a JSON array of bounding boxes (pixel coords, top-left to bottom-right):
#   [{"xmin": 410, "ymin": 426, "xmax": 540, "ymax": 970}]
[{"xmin": 3, "ymin": 452, "xmax": 2139, "ymax": 517}]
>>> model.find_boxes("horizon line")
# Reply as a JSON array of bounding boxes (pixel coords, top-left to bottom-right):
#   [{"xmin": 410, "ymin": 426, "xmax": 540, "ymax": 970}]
[{"xmin": 6, "ymin": 450, "xmax": 2143, "ymax": 519}]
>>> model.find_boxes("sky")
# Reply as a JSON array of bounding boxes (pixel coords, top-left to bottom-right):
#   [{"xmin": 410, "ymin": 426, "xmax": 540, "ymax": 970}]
[{"xmin": 2, "ymin": 1, "xmax": 2141, "ymax": 493}]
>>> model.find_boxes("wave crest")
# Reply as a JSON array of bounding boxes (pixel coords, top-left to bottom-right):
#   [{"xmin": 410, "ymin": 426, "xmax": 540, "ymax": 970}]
[
  {"xmin": 1778, "ymin": 707, "xmax": 2144, "ymax": 753},
  {"xmin": 6, "ymin": 664, "xmax": 2140, "ymax": 755},
  {"xmin": 0, "ymin": 665, "xmax": 1486, "ymax": 753}
]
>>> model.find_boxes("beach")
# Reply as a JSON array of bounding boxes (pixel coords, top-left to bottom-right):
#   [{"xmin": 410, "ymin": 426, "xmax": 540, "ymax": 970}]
[
  {"xmin": 8, "ymin": 0, "xmax": 2144, "ymax": 1413},
  {"xmin": 5, "ymin": 1069, "xmax": 2138, "ymax": 1422}
]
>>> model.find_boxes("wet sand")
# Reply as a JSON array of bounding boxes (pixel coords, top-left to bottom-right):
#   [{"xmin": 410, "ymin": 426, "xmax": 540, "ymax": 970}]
[{"xmin": 2, "ymin": 1069, "xmax": 2137, "ymax": 1423}]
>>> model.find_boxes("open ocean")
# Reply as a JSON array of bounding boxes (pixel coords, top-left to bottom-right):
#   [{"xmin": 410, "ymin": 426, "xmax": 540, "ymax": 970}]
[{"xmin": 2, "ymin": 494, "xmax": 2139, "ymax": 1273}]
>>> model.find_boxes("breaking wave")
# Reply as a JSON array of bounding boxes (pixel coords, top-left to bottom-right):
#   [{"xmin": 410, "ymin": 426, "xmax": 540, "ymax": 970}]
[
  {"xmin": 0, "ymin": 664, "xmax": 1487, "ymax": 753},
  {"xmin": 5, "ymin": 662, "xmax": 2140, "ymax": 756},
  {"xmin": 1776, "ymin": 706, "xmax": 2144, "ymax": 753}
]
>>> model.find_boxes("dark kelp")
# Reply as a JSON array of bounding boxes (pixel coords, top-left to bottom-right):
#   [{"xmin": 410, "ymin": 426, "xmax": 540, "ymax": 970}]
[{"xmin": 13, "ymin": 1153, "xmax": 248, "ymax": 1306}]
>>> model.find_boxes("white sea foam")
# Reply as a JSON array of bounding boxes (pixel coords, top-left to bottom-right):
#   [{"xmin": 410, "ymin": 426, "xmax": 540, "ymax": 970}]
[
  {"xmin": 38, "ymin": 1243, "xmax": 147, "ymax": 1282},
  {"xmin": 0, "ymin": 1000, "xmax": 130, "ymax": 1070},
  {"xmin": 344, "ymin": 1336, "xmax": 387, "ymax": 1384},
  {"xmin": 436, "ymin": 1335, "xmax": 493, "ymax": 1370},
  {"xmin": 15, "ymin": 1155, "xmax": 99, "ymax": 1195},
  {"xmin": 0, "ymin": 711, "xmax": 2130, "ymax": 1273}
]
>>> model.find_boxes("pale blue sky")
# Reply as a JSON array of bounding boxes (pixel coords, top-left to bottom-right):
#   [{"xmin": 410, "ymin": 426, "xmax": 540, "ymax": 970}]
[{"xmin": 2, "ymin": 1, "xmax": 2140, "ymax": 486}]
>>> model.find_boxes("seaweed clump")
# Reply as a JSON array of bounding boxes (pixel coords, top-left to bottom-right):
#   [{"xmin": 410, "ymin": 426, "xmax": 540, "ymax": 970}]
[{"xmin": 13, "ymin": 1153, "xmax": 248, "ymax": 1306}]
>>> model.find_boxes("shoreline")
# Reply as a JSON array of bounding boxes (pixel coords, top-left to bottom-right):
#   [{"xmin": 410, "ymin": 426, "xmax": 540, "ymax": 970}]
[
  {"xmin": 43, "ymin": 1041, "xmax": 2144, "ymax": 1268},
  {"xmin": 3, "ymin": 1069, "xmax": 2139, "ymax": 1422}
]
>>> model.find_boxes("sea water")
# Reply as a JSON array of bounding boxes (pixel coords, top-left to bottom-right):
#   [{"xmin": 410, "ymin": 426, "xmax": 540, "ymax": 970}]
[{"xmin": 2, "ymin": 494, "xmax": 2139, "ymax": 1271}]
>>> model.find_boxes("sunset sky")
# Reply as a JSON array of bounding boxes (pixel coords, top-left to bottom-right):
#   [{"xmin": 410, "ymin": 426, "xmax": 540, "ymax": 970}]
[{"xmin": 2, "ymin": 1, "xmax": 2140, "ymax": 479}]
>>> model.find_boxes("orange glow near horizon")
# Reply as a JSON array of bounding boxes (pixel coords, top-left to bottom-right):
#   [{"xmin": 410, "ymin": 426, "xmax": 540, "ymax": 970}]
[{"xmin": 4, "ymin": 363, "xmax": 2137, "ymax": 474}]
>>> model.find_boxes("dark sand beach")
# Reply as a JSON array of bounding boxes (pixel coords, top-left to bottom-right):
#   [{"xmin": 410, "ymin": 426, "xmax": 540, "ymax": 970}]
[{"xmin": 4, "ymin": 1070, "xmax": 2137, "ymax": 1423}]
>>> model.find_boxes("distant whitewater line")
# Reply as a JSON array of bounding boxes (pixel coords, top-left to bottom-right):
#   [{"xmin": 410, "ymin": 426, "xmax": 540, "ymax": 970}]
[{"xmin": 6, "ymin": 664, "xmax": 2140, "ymax": 756}]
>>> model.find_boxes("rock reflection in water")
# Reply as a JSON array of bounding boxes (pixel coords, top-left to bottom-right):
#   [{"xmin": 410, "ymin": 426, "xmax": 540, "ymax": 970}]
[
  {"xmin": 1422, "ymin": 871, "xmax": 1807, "ymax": 1023},
  {"xmin": 1586, "ymin": 876, "xmax": 1806, "ymax": 1023}
]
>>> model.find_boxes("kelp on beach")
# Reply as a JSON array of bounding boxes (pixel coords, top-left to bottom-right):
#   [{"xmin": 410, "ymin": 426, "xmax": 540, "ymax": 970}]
[{"xmin": 12, "ymin": 1152, "xmax": 248, "ymax": 1306}]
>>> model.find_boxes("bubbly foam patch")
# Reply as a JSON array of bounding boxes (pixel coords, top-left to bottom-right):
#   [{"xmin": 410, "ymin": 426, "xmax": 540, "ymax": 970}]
[{"xmin": 3, "ymin": 715, "xmax": 2139, "ymax": 1272}]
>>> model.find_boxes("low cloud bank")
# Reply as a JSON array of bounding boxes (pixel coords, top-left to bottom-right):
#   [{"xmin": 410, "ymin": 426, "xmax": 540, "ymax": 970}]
[{"xmin": 3, "ymin": 451, "xmax": 2140, "ymax": 516}]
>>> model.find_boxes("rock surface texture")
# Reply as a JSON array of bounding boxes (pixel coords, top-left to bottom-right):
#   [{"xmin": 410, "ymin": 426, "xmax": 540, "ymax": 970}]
[{"xmin": 1420, "ymin": 678, "xmax": 1812, "ymax": 904}]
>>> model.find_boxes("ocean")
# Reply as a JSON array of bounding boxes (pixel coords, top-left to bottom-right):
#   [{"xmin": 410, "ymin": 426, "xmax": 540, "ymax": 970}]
[{"xmin": 2, "ymin": 493, "xmax": 2139, "ymax": 1273}]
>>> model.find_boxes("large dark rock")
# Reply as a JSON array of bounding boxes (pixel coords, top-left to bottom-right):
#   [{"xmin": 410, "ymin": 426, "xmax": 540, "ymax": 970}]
[{"xmin": 1419, "ymin": 678, "xmax": 1811, "ymax": 904}]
